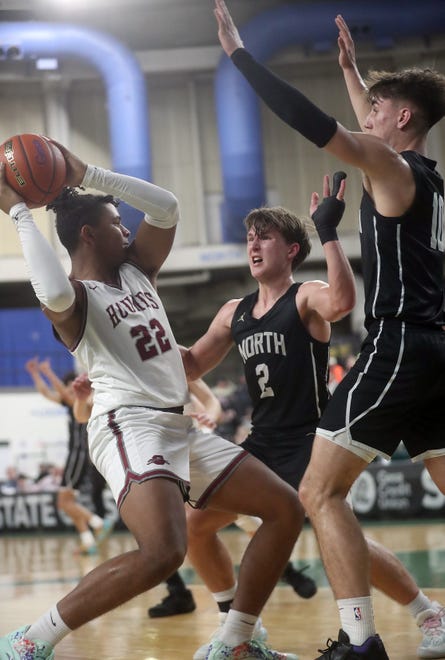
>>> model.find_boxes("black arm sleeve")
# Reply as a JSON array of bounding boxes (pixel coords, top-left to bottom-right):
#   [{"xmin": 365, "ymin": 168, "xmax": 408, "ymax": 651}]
[{"xmin": 231, "ymin": 48, "xmax": 338, "ymax": 148}]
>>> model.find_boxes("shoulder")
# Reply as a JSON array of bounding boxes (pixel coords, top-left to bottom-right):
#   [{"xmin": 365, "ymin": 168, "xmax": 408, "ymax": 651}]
[
  {"xmin": 214, "ymin": 298, "xmax": 242, "ymax": 327},
  {"xmin": 296, "ymin": 280, "xmax": 328, "ymax": 305}
]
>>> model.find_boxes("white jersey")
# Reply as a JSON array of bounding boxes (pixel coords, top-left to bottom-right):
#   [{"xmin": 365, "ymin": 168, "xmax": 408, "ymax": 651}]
[{"xmin": 72, "ymin": 261, "xmax": 189, "ymax": 419}]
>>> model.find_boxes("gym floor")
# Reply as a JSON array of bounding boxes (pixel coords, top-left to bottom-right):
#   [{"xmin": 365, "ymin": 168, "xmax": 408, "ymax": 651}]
[{"xmin": 1, "ymin": 520, "xmax": 444, "ymax": 659}]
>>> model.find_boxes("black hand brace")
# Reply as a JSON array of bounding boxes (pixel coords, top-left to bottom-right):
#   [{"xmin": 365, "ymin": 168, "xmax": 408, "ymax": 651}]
[{"xmin": 312, "ymin": 171, "xmax": 347, "ymax": 245}]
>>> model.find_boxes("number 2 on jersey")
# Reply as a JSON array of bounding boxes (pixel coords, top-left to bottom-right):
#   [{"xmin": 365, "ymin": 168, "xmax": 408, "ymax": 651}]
[{"xmin": 256, "ymin": 363, "xmax": 274, "ymax": 398}]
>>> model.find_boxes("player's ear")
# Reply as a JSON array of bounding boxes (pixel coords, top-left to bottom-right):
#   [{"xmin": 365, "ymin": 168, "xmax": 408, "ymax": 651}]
[
  {"xmin": 398, "ymin": 106, "xmax": 412, "ymax": 129},
  {"xmin": 289, "ymin": 242, "xmax": 300, "ymax": 260},
  {"xmin": 80, "ymin": 224, "xmax": 95, "ymax": 245}
]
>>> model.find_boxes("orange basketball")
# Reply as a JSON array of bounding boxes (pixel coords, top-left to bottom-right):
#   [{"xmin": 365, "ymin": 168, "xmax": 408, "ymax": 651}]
[{"xmin": 0, "ymin": 133, "xmax": 66, "ymax": 208}]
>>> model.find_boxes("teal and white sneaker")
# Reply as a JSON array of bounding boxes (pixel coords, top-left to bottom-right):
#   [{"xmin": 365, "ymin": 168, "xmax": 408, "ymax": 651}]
[
  {"xmin": 94, "ymin": 518, "xmax": 114, "ymax": 545},
  {"xmin": 0, "ymin": 626, "xmax": 54, "ymax": 659},
  {"xmin": 205, "ymin": 638, "xmax": 298, "ymax": 659},
  {"xmin": 417, "ymin": 605, "xmax": 445, "ymax": 658},
  {"xmin": 193, "ymin": 613, "xmax": 268, "ymax": 659}
]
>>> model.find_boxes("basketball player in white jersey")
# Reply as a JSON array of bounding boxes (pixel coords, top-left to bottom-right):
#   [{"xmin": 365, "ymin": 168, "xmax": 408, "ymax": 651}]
[{"xmin": 0, "ymin": 143, "xmax": 302, "ymax": 660}]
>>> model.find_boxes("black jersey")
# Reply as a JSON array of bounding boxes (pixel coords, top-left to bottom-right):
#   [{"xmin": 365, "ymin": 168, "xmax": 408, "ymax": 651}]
[
  {"xmin": 231, "ymin": 283, "xmax": 329, "ymax": 436},
  {"xmin": 360, "ymin": 151, "xmax": 445, "ymax": 329},
  {"xmin": 61, "ymin": 405, "xmax": 90, "ymax": 489}
]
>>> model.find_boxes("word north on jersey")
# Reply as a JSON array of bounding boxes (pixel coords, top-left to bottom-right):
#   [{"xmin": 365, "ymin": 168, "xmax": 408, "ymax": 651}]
[{"xmin": 238, "ymin": 332, "xmax": 287, "ymax": 363}]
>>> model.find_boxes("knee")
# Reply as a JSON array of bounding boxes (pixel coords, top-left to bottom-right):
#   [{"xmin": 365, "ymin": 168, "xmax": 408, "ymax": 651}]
[
  {"xmin": 186, "ymin": 511, "xmax": 220, "ymax": 540},
  {"xmin": 299, "ymin": 471, "xmax": 348, "ymax": 519},
  {"xmin": 138, "ymin": 545, "xmax": 186, "ymax": 589},
  {"xmin": 267, "ymin": 487, "xmax": 305, "ymax": 532},
  {"xmin": 157, "ymin": 546, "xmax": 186, "ymax": 580},
  {"xmin": 57, "ymin": 490, "xmax": 70, "ymax": 511},
  {"xmin": 299, "ymin": 472, "xmax": 323, "ymax": 517}
]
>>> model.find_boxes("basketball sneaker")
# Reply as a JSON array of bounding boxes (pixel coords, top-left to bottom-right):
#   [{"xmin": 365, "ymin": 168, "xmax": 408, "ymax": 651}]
[
  {"xmin": 148, "ymin": 587, "xmax": 196, "ymax": 618},
  {"xmin": 193, "ymin": 612, "xmax": 268, "ymax": 659},
  {"xmin": 0, "ymin": 626, "xmax": 54, "ymax": 659},
  {"xmin": 315, "ymin": 629, "xmax": 389, "ymax": 659},
  {"xmin": 281, "ymin": 563, "xmax": 317, "ymax": 599},
  {"xmin": 77, "ymin": 543, "xmax": 98, "ymax": 556},
  {"xmin": 417, "ymin": 604, "xmax": 445, "ymax": 658},
  {"xmin": 205, "ymin": 639, "xmax": 298, "ymax": 659},
  {"xmin": 94, "ymin": 518, "xmax": 114, "ymax": 545}
]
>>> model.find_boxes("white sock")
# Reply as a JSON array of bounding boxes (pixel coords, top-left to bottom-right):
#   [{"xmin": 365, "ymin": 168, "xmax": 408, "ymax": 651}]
[
  {"xmin": 212, "ymin": 583, "xmax": 237, "ymax": 605},
  {"xmin": 80, "ymin": 530, "xmax": 96, "ymax": 548},
  {"xmin": 27, "ymin": 606, "xmax": 71, "ymax": 647},
  {"xmin": 337, "ymin": 596, "xmax": 376, "ymax": 645},
  {"xmin": 407, "ymin": 590, "xmax": 434, "ymax": 619},
  {"xmin": 218, "ymin": 608, "xmax": 257, "ymax": 647},
  {"xmin": 88, "ymin": 514, "xmax": 104, "ymax": 530}
]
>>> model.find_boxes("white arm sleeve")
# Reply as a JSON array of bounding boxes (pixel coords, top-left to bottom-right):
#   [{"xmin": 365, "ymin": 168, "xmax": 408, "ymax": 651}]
[
  {"xmin": 9, "ymin": 203, "xmax": 75, "ymax": 313},
  {"xmin": 81, "ymin": 165, "xmax": 179, "ymax": 228}
]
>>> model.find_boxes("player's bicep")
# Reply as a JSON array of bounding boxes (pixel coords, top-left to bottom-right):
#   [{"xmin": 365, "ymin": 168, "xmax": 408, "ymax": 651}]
[{"xmin": 43, "ymin": 281, "xmax": 85, "ymax": 349}]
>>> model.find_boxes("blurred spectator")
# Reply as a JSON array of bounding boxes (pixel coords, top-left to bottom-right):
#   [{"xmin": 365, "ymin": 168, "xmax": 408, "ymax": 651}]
[{"xmin": 328, "ymin": 356, "xmax": 345, "ymax": 393}]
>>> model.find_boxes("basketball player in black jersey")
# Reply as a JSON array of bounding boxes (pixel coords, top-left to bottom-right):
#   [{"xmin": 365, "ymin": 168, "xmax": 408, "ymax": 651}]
[
  {"xmin": 182, "ymin": 173, "xmax": 356, "ymax": 659},
  {"xmin": 25, "ymin": 357, "xmax": 110, "ymax": 555},
  {"xmin": 213, "ymin": 2, "xmax": 445, "ymax": 658},
  {"xmin": 183, "ymin": 174, "xmax": 444, "ymax": 660}
]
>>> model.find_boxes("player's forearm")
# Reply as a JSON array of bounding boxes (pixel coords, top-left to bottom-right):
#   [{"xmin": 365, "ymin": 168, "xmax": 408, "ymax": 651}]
[
  {"xmin": 189, "ymin": 380, "xmax": 222, "ymax": 423},
  {"xmin": 31, "ymin": 374, "xmax": 59, "ymax": 402},
  {"xmin": 43, "ymin": 369, "xmax": 73, "ymax": 404},
  {"xmin": 341, "ymin": 66, "xmax": 370, "ymax": 130},
  {"xmin": 323, "ymin": 241, "xmax": 356, "ymax": 320},
  {"xmin": 82, "ymin": 166, "xmax": 179, "ymax": 228},
  {"xmin": 73, "ymin": 398, "xmax": 92, "ymax": 423},
  {"xmin": 231, "ymin": 48, "xmax": 338, "ymax": 148},
  {"xmin": 9, "ymin": 203, "xmax": 75, "ymax": 313}
]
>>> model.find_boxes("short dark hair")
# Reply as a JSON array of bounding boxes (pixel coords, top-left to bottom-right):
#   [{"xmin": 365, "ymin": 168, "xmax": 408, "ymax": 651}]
[
  {"xmin": 47, "ymin": 187, "xmax": 119, "ymax": 254},
  {"xmin": 365, "ymin": 67, "xmax": 445, "ymax": 131},
  {"xmin": 62, "ymin": 370, "xmax": 77, "ymax": 385},
  {"xmin": 244, "ymin": 205, "xmax": 312, "ymax": 270}
]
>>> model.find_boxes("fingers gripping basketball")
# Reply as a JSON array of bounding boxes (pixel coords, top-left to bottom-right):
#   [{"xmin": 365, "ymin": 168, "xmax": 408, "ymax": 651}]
[{"xmin": 0, "ymin": 133, "xmax": 66, "ymax": 207}]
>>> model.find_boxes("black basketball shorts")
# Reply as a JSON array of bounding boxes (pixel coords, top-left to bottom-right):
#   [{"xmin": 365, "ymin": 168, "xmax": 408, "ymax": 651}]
[{"xmin": 318, "ymin": 319, "xmax": 445, "ymax": 461}]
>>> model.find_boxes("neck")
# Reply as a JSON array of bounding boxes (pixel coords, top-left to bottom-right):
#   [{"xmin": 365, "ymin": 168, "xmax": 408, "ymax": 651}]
[
  {"xmin": 257, "ymin": 276, "xmax": 294, "ymax": 307},
  {"xmin": 71, "ymin": 254, "xmax": 119, "ymax": 285},
  {"xmin": 394, "ymin": 132, "xmax": 428, "ymax": 156}
]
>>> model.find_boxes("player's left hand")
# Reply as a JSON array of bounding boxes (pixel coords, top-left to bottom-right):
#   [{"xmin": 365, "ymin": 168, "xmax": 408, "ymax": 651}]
[
  {"xmin": 214, "ymin": 0, "xmax": 244, "ymax": 57},
  {"xmin": 44, "ymin": 139, "xmax": 87, "ymax": 188},
  {"xmin": 311, "ymin": 172, "xmax": 347, "ymax": 244}
]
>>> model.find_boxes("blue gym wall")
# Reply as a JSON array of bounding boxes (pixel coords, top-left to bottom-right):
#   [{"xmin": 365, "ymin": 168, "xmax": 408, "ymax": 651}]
[{"xmin": 0, "ymin": 309, "xmax": 74, "ymax": 386}]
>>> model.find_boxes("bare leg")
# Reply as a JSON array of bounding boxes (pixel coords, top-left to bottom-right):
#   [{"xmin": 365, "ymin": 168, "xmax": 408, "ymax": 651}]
[
  {"xmin": 57, "ymin": 478, "xmax": 187, "ymax": 629},
  {"xmin": 206, "ymin": 454, "xmax": 304, "ymax": 615},
  {"xmin": 368, "ymin": 537, "xmax": 419, "ymax": 605},
  {"xmin": 424, "ymin": 455, "xmax": 445, "ymax": 494},
  {"xmin": 57, "ymin": 488, "xmax": 93, "ymax": 533},
  {"xmin": 186, "ymin": 507, "xmax": 238, "ymax": 592},
  {"xmin": 299, "ymin": 436, "xmax": 369, "ymax": 599}
]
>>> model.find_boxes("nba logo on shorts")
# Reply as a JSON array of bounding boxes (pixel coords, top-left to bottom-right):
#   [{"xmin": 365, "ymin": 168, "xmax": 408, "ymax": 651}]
[{"xmin": 354, "ymin": 607, "xmax": 362, "ymax": 621}]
